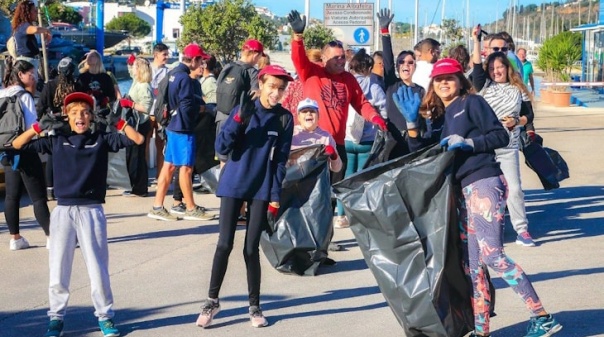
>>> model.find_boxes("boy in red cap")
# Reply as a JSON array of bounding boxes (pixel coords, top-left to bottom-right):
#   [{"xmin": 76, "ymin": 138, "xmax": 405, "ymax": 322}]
[
  {"xmin": 10, "ymin": 92, "xmax": 145, "ymax": 337},
  {"xmin": 196, "ymin": 64, "xmax": 294, "ymax": 329},
  {"xmin": 148, "ymin": 43, "xmax": 216, "ymax": 221}
]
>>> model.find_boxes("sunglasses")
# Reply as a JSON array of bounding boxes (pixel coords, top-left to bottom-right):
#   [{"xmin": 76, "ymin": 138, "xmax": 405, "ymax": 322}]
[
  {"xmin": 491, "ymin": 47, "xmax": 509, "ymax": 52},
  {"xmin": 327, "ymin": 40, "xmax": 343, "ymax": 48},
  {"xmin": 398, "ymin": 60, "xmax": 415, "ymax": 65}
]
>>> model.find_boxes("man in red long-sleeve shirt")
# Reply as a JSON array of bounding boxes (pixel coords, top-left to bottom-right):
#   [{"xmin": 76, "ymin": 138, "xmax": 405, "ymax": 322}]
[{"xmin": 288, "ymin": 10, "xmax": 386, "ymax": 184}]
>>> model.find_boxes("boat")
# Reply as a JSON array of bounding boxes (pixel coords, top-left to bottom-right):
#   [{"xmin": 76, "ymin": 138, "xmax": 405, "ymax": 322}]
[{"xmin": 49, "ymin": 22, "xmax": 128, "ymax": 50}]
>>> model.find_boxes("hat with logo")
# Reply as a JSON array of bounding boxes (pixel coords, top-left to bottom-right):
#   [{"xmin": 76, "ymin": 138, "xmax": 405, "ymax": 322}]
[
  {"xmin": 57, "ymin": 57, "xmax": 75, "ymax": 77},
  {"xmin": 243, "ymin": 39, "xmax": 266, "ymax": 56},
  {"xmin": 63, "ymin": 92, "xmax": 94, "ymax": 109},
  {"xmin": 297, "ymin": 98, "xmax": 319, "ymax": 113},
  {"xmin": 183, "ymin": 43, "xmax": 211, "ymax": 60},
  {"xmin": 430, "ymin": 58, "xmax": 464, "ymax": 78},
  {"xmin": 258, "ymin": 64, "xmax": 294, "ymax": 82}
]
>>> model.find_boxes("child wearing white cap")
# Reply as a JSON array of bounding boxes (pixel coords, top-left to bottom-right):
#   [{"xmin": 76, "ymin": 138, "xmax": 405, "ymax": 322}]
[{"xmin": 290, "ymin": 98, "xmax": 342, "ymax": 173}]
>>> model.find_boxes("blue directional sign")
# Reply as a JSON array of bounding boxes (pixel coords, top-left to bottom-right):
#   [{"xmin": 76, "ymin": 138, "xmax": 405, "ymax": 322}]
[{"xmin": 353, "ymin": 27, "xmax": 370, "ymax": 45}]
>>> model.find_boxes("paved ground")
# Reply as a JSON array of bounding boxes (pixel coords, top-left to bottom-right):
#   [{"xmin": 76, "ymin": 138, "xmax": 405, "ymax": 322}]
[{"xmin": 1, "ymin": 102, "xmax": 604, "ymax": 337}]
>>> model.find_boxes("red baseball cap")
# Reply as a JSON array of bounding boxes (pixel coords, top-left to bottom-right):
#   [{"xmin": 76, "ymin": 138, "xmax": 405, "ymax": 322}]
[
  {"xmin": 64, "ymin": 92, "xmax": 94, "ymax": 109},
  {"xmin": 258, "ymin": 65, "xmax": 294, "ymax": 82},
  {"xmin": 243, "ymin": 39, "xmax": 266, "ymax": 56},
  {"xmin": 430, "ymin": 58, "xmax": 464, "ymax": 78},
  {"xmin": 183, "ymin": 43, "xmax": 211, "ymax": 60}
]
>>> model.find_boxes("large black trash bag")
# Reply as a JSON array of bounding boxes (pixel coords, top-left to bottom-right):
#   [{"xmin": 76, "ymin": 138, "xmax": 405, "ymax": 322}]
[
  {"xmin": 333, "ymin": 144, "xmax": 473, "ymax": 337},
  {"xmin": 521, "ymin": 134, "xmax": 570, "ymax": 190},
  {"xmin": 260, "ymin": 145, "xmax": 333, "ymax": 276},
  {"xmin": 363, "ymin": 121, "xmax": 409, "ymax": 169}
]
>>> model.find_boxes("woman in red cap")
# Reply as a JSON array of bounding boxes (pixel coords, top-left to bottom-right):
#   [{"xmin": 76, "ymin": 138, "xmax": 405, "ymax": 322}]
[{"xmin": 393, "ymin": 58, "xmax": 562, "ymax": 337}]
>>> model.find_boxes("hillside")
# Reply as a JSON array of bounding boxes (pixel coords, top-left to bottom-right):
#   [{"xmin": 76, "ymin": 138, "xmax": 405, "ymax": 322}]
[{"xmin": 481, "ymin": 0, "xmax": 599, "ymax": 43}]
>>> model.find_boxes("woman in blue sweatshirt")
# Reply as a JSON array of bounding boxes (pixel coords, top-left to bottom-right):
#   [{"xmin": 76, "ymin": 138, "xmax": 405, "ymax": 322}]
[
  {"xmin": 394, "ymin": 58, "xmax": 561, "ymax": 337},
  {"xmin": 196, "ymin": 65, "xmax": 294, "ymax": 329}
]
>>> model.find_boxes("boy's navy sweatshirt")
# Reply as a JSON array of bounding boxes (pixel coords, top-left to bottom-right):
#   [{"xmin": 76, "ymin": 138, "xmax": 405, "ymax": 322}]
[
  {"xmin": 411, "ymin": 95, "xmax": 508, "ymax": 187},
  {"xmin": 167, "ymin": 63, "xmax": 204, "ymax": 133},
  {"xmin": 215, "ymin": 100, "xmax": 294, "ymax": 202},
  {"xmin": 22, "ymin": 131, "xmax": 134, "ymax": 205}
]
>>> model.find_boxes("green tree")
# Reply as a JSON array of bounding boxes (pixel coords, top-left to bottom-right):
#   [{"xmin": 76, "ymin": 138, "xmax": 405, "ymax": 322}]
[
  {"xmin": 302, "ymin": 24, "xmax": 335, "ymax": 50},
  {"xmin": 441, "ymin": 18, "xmax": 463, "ymax": 43},
  {"xmin": 46, "ymin": 2, "xmax": 83, "ymax": 25},
  {"xmin": 179, "ymin": 0, "xmax": 278, "ymax": 62},
  {"xmin": 106, "ymin": 12, "xmax": 151, "ymax": 37}
]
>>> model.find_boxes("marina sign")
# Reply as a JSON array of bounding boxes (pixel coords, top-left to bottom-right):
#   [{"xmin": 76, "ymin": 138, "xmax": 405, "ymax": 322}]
[{"xmin": 323, "ymin": 3, "xmax": 374, "ymax": 47}]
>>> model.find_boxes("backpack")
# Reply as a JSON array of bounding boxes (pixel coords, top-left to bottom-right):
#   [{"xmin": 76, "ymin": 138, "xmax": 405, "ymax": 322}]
[
  {"xmin": 151, "ymin": 67, "xmax": 185, "ymax": 139},
  {"xmin": 7, "ymin": 36, "xmax": 17, "ymax": 59},
  {"xmin": 0, "ymin": 91, "xmax": 28, "ymax": 151},
  {"xmin": 215, "ymin": 62, "xmax": 253, "ymax": 115}
]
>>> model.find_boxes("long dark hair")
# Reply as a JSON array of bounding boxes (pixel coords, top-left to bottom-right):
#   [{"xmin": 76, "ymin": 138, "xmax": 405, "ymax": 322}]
[{"xmin": 2, "ymin": 56, "xmax": 35, "ymax": 88}]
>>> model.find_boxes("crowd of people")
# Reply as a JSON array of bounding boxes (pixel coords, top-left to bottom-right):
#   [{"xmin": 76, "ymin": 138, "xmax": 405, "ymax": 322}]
[{"xmin": 1, "ymin": 2, "xmax": 559, "ymax": 337}]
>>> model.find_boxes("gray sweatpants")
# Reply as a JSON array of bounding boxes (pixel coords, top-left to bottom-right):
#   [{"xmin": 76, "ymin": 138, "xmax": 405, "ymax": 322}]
[
  {"xmin": 47, "ymin": 205, "xmax": 114, "ymax": 320},
  {"xmin": 495, "ymin": 147, "xmax": 529, "ymax": 234}
]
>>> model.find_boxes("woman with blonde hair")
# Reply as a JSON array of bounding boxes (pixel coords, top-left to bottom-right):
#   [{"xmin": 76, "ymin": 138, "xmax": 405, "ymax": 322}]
[
  {"xmin": 77, "ymin": 50, "xmax": 116, "ymax": 111},
  {"xmin": 471, "ymin": 27, "xmax": 537, "ymax": 247},
  {"xmin": 119, "ymin": 56, "xmax": 153, "ymax": 197}
]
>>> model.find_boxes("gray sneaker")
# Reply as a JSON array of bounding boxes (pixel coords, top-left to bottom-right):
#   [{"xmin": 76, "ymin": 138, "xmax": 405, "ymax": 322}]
[
  {"xmin": 170, "ymin": 202, "xmax": 187, "ymax": 215},
  {"xmin": 148, "ymin": 207, "xmax": 181, "ymax": 221},
  {"xmin": 183, "ymin": 205, "xmax": 215, "ymax": 221}
]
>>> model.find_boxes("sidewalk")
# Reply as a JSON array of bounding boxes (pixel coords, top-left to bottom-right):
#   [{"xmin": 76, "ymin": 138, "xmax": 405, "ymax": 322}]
[{"xmin": 1, "ymin": 103, "xmax": 604, "ymax": 337}]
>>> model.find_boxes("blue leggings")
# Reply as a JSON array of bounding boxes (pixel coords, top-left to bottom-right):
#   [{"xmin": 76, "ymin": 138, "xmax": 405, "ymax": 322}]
[
  {"xmin": 336, "ymin": 140, "xmax": 373, "ymax": 216},
  {"xmin": 460, "ymin": 176, "xmax": 545, "ymax": 335}
]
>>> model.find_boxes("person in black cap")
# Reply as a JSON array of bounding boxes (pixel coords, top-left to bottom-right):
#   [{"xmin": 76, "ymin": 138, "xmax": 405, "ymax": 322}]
[{"xmin": 37, "ymin": 57, "xmax": 83, "ymax": 200}]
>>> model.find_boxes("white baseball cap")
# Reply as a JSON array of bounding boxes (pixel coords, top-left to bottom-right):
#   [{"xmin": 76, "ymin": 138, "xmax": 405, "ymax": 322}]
[{"xmin": 297, "ymin": 98, "xmax": 319, "ymax": 113}]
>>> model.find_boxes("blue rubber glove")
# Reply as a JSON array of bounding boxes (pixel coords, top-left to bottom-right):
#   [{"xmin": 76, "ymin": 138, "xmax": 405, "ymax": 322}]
[
  {"xmin": 392, "ymin": 86, "xmax": 421, "ymax": 129},
  {"xmin": 440, "ymin": 134, "xmax": 474, "ymax": 151}
]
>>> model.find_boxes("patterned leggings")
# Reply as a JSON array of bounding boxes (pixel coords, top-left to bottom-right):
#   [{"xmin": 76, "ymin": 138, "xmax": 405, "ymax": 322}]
[{"xmin": 460, "ymin": 175, "xmax": 545, "ymax": 335}]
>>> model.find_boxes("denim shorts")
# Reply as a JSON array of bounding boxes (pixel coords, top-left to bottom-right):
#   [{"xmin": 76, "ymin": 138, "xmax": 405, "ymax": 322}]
[{"xmin": 164, "ymin": 129, "xmax": 195, "ymax": 166}]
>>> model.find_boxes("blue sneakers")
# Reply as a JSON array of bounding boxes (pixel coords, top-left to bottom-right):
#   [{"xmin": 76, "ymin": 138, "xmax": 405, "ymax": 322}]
[
  {"xmin": 525, "ymin": 315, "xmax": 562, "ymax": 337},
  {"xmin": 44, "ymin": 319, "xmax": 63, "ymax": 337},
  {"xmin": 98, "ymin": 319, "xmax": 120, "ymax": 337},
  {"xmin": 516, "ymin": 231, "xmax": 536, "ymax": 247}
]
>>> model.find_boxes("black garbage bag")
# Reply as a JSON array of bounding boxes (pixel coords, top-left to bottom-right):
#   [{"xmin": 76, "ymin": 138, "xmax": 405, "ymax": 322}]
[
  {"xmin": 260, "ymin": 145, "xmax": 333, "ymax": 276},
  {"xmin": 333, "ymin": 144, "xmax": 473, "ymax": 337},
  {"xmin": 363, "ymin": 121, "xmax": 409, "ymax": 169},
  {"xmin": 522, "ymin": 139, "xmax": 569, "ymax": 190}
]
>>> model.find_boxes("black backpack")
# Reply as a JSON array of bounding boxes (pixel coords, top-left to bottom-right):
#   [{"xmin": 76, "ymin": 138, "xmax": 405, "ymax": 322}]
[
  {"xmin": 215, "ymin": 62, "xmax": 253, "ymax": 115},
  {"xmin": 152, "ymin": 67, "xmax": 186, "ymax": 139},
  {"xmin": 0, "ymin": 90, "xmax": 29, "ymax": 151}
]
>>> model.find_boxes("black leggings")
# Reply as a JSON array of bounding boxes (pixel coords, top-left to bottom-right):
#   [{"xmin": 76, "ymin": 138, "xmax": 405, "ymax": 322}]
[
  {"xmin": 208, "ymin": 197, "xmax": 268, "ymax": 307},
  {"xmin": 3, "ymin": 152, "xmax": 50, "ymax": 236},
  {"xmin": 125, "ymin": 120, "xmax": 151, "ymax": 195}
]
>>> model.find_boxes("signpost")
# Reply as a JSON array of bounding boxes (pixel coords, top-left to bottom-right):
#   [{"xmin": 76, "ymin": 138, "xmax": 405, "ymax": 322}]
[{"xmin": 324, "ymin": 3, "xmax": 374, "ymax": 49}]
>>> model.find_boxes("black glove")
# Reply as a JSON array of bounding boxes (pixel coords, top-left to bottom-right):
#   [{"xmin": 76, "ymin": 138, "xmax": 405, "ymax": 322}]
[
  {"xmin": 38, "ymin": 114, "xmax": 68, "ymax": 131},
  {"xmin": 287, "ymin": 10, "xmax": 306, "ymax": 34},
  {"xmin": 377, "ymin": 8, "xmax": 394, "ymax": 32},
  {"xmin": 234, "ymin": 90, "xmax": 255, "ymax": 123}
]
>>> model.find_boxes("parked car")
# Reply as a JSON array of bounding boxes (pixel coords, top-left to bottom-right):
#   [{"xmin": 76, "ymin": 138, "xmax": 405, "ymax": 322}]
[{"xmin": 114, "ymin": 46, "xmax": 141, "ymax": 55}]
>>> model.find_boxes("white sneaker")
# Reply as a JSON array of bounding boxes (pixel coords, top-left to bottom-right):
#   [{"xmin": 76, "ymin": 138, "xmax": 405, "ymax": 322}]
[
  {"xmin": 10, "ymin": 237, "xmax": 30, "ymax": 251},
  {"xmin": 333, "ymin": 215, "xmax": 350, "ymax": 229}
]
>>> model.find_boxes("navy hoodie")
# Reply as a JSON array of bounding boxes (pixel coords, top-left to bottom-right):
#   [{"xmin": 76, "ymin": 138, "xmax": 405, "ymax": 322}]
[
  {"xmin": 167, "ymin": 63, "xmax": 204, "ymax": 133},
  {"xmin": 22, "ymin": 131, "xmax": 133, "ymax": 205},
  {"xmin": 440, "ymin": 94, "xmax": 509, "ymax": 187},
  {"xmin": 215, "ymin": 100, "xmax": 293, "ymax": 202}
]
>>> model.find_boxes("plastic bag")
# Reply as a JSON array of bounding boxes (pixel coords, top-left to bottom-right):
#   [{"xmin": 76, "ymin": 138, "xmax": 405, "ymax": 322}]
[
  {"xmin": 333, "ymin": 144, "xmax": 473, "ymax": 337},
  {"xmin": 260, "ymin": 145, "xmax": 333, "ymax": 276}
]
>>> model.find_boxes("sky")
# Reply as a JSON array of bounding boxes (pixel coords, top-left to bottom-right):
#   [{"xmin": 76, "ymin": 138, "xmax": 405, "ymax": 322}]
[{"xmin": 252, "ymin": 0, "xmax": 557, "ymax": 27}]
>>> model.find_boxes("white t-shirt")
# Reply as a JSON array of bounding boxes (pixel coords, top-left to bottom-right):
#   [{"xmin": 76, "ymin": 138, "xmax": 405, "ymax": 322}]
[{"xmin": 412, "ymin": 60, "xmax": 434, "ymax": 92}]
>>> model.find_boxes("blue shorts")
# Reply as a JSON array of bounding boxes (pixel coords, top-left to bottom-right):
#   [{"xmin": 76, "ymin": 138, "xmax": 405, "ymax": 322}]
[{"xmin": 164, "ymin": 130, "xmax": 196, "ymax": 166}]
